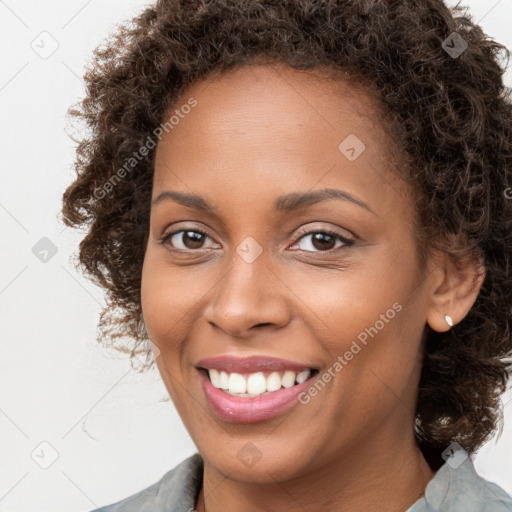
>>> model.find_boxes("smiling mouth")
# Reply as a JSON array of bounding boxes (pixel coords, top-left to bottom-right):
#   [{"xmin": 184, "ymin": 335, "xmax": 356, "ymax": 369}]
[{"xmin": 199, "ymin": 367, "xmax": 320, "ymax": 398}]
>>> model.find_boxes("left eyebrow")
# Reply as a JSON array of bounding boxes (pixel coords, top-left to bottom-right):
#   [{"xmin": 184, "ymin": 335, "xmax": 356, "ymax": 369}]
[
  {"xmin": 273, "ymin": 188, "xmax": 377, "ymax": 216},
  {"xmin": 151, "ymin": 187, "xmax": 377, "ymax": 217}
]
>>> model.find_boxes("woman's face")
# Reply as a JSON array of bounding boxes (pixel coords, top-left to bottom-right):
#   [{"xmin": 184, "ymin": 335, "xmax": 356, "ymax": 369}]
[{"xmin": 141, "ymin": 62, "xmax": 434, "ymax": 481}]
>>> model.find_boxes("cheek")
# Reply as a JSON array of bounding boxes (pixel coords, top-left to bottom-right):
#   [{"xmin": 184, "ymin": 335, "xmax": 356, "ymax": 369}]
[
  {"xmin": 141, "ymin": 257, "xmax": 192, "ymax": 408},
  {"xmin": 140, "ymin": 258, "xmax": 187, "ymax": 388},
  {"xmin": 141, "ymin": 252, "xmax": 202, "ymax": 343},
  {"xmin": 141, "ymin": 257, "xmax": 166, "ymax": 342},
  {"xmin": 285, "ymin": 251, "xmax": 410, "ymax": 338},
  {"xmin": 293, "ymin": 244, "xmax": 422, "ymax": 401}
]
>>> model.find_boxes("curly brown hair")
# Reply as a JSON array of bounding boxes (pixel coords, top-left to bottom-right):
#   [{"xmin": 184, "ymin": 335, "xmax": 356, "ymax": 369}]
[{"xmin": 61, "ymin": 0, "xmax": 512, "ymax": 458}]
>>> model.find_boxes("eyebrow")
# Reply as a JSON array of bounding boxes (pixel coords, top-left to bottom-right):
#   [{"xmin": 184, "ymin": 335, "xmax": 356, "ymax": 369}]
[{"xmin": 151, "ymin": 188, "xmax": 377, "ymax": 217}]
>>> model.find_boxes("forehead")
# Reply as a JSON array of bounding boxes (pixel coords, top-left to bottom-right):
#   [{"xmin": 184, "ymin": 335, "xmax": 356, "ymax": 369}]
[{"xmin": 152, "ymin": 62, "xmax": 407, "ymax": 215}]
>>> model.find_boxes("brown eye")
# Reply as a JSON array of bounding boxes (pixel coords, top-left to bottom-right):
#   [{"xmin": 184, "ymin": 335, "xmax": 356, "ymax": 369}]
[
  {"xmin": 162, "ymin": 229, "xmax": 213, "ymax": 250},
  {"xmin": 290, "ymin": 230, "xmax": 354, "ymax": 253},
  {"xmin": 310, "ymin": 232, "xmax": 337, "ymax": 251}
]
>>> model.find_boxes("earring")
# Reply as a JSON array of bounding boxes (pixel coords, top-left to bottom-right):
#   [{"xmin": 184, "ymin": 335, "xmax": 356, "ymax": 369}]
[{"xmin": 445, "ymin": 314, "xmax": 453, "ymax": 327}]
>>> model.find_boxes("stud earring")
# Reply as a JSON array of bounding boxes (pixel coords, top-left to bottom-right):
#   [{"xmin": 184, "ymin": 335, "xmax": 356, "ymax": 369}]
[{"xmin": 445, "ymin": 314, "xmax": 453, "ymax": 327}]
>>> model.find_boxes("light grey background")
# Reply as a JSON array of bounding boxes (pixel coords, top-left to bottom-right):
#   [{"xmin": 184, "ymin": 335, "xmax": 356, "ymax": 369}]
[{"xmin": 1, "ymin": 1, "xmax": 511, "ymax": 510}]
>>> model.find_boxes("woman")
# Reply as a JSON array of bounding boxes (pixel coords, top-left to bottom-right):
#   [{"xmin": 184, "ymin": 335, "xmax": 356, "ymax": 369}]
[{"xmin": 61, "ymin": 0, "xmax": 512, "ymax": 510}]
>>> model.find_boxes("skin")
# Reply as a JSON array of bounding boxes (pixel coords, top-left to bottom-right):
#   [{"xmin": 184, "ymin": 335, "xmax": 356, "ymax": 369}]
[{"xmin": 140, "ymin": 62, "xmax": 484, "ymax": 512}]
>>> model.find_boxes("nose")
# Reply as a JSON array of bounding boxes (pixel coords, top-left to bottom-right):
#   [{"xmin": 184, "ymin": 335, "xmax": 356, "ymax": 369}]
[{"xmin": 203, "ymin": 248, "xmax": 291, "ymax": 339}]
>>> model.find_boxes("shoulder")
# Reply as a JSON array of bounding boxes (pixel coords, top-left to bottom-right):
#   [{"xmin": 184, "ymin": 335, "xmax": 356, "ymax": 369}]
[
  {"xmin": 86, "ymin": 452, "xmax": 203, "ymax": 512},
  {"xmin": 417, "ymin": 456, "xmax": 512, "ymax": 512}
]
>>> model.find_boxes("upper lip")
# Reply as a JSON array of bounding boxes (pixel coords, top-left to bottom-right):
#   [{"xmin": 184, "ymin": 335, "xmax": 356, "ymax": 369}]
[{"xmin": 196, "ymin": 355, "xmax": 317, "ymax": 373}]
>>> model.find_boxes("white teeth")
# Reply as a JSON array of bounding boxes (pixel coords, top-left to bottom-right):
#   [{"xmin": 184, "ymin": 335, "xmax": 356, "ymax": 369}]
[
  {"xmin": 228, "ymin": 373, "xmax": 247, "ymax": 394},
  {"xmin": 281, "ymin": 370, "xmax": 296, "ymax": 388},
  {"xmin": 206, "ymin": 368, "xmax": 312, "ymax": 397},
  {"xmin": 219, "ymin": 371, "xmax": 229, "ymax": 389},
  {"xmin": 266, "ymin": 371, "xmax": 282, "ymax": 392},
  {"xmin": 209, "ymin": 368, "xmax": 221, "ymax": 388},
  {"xmin": 296, "ymin": 370, "xmax": 310, "ymax": 384},
  {"xmin": 247, "ymin": 372, "xmax": 267, "ymax": 396}
]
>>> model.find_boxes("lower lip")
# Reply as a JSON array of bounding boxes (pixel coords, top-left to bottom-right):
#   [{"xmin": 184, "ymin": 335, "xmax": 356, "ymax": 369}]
[{"xmin": 198, "ymin": 369, "xmax": 317, "ymax": 423}]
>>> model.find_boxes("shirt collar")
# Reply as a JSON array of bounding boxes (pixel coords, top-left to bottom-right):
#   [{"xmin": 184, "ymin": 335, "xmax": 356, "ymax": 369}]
[
  {"xmin": 155, "ymin": 452, "xmax": 203, "ymax": 511},
  {"xmin": 153, "ymin": 452, "xmax": 512, "ymax": 512}
]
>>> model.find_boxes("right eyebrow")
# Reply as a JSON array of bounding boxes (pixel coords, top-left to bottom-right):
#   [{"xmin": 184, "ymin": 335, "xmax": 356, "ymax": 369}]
[{"xmin": 151, "ymin": 190, "xmax": 225, "ymax": 224}]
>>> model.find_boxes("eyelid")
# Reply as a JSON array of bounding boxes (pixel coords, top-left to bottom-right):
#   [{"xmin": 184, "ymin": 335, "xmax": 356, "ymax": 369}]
[
  {"xmin": 291, "ymin": 224, "xmax": 355, "ymax": 245},
  {"xmin": 160, "ymin": 225, "xmax": 216, "ymax": 248},
  {"xmin": 160, "ymin": 219, "xmax": 213, "ymax": 237}
]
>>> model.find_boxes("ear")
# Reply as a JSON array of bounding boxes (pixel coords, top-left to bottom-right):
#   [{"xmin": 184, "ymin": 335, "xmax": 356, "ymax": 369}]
[{"xmin": 426, "ymin": 246, "xmax": 485, "ymax": 332}]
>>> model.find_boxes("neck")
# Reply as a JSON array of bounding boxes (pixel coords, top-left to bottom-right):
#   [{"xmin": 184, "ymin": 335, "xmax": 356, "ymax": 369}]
[{"xmin": 195, "ymin": 430, "xmax": 436, "ymax": 512}]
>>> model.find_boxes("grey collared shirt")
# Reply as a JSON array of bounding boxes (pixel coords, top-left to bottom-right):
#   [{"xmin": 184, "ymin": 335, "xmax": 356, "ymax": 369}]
[{"xmin": 89, "ymin": 452, "xmax": 512, "ymax": 511}]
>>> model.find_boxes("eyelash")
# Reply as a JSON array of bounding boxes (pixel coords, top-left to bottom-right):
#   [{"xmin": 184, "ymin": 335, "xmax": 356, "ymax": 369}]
[{"xmin": 159, "ymin": 226, "xmax": 355, "ymax": 254}]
